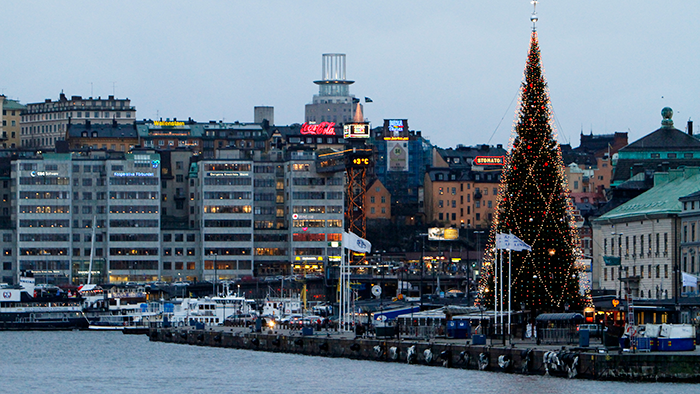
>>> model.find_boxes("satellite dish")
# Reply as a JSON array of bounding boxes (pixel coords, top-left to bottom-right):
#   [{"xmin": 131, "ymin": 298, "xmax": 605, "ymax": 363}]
[{"xmin": 372, "ymin": 285, "xmax": 382, "ymax": 297}]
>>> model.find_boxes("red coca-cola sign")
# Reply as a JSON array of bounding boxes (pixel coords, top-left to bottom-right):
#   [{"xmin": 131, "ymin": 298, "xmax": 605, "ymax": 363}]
[{"xmin": 300, "ymin": 122, "xmax": 336, "ymax": 136}]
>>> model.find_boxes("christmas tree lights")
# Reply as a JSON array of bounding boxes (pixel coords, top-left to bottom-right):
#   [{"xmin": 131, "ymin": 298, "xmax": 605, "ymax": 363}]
[{"xmin": 477, "ymin": 32, "xmax": 590, "ymax": 313}]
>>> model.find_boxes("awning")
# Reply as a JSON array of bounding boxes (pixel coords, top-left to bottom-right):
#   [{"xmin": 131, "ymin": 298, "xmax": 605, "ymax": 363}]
[{"xmin": 535, "ymin": 313, "xmax": 584, "ymax": 322}]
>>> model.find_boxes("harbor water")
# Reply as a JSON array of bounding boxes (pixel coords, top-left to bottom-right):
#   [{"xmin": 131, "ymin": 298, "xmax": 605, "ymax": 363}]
[{"xmin": 0, "ymin": 331, "xmax": 694, "ymax": 393}]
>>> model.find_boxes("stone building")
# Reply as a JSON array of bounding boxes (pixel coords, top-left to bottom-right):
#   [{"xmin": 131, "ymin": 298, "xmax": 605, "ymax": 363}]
[
  {"xmin": 21, "ymin": 93, "xmax": 135, "ymax": 149},
  {"xmin": 593, "ymin": 167, "xmax": 700, "ymax": 300}
]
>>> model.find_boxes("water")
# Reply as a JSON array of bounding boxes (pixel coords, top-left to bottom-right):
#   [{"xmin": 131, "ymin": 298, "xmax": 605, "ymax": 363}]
[{"xmin": 0, "ymin": 331, "xmax": 693, "ymax": 393}]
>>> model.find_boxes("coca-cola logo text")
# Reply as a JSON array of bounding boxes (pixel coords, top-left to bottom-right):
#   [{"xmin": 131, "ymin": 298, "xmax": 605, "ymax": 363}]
[{"xmin": 300, "ymin": 122, "xmax": 336, "ymax": 136}]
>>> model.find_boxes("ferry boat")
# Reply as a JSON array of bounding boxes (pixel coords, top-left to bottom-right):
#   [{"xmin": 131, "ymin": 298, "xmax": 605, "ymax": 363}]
[
  {"xmin": 81, "ymin": 284, "xmax": 172, "ymax": 331},
  {"xmin": 262, "ymin": 295, "xmax": 303, "ymax": 319},
  {"xmin": 170, "ymin": 288, "xmax": 253, "ymax": 327},
  {"xmin": 0, "ymin": 272, "xmax": 89, "ymax": 330}
]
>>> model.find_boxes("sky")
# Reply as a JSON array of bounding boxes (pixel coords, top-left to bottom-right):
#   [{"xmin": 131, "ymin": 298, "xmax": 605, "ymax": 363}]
[{"xmin": 2, "ymin": 1, "xmax": 699, "ymax": 150}]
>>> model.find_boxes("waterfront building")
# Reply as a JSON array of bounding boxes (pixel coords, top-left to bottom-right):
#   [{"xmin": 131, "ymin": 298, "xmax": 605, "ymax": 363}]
[
  {"xmin": 287, "ymin": 148, "xmax": 345, "ymax": 274},
  {"xmin": 195, "ymin": 153, "xmax": 255, "ymax": 281},
  {"xmin": 679, "ymin": 191, "xmax": 700, "ymax": 296},
  {"xmin": 1, "ymin": 96, "xmax": 25, "ymax": 149},
  {"xmin": 21, "ymin": 93, "xmax": 136, "ymax": 149},
  {"xmin": 593, "ymin": 167, "xmax": 700, "ymax": 300},
  {"xmin": 12, "ymin": 151, "xmax": 161, "ymax": 284}
]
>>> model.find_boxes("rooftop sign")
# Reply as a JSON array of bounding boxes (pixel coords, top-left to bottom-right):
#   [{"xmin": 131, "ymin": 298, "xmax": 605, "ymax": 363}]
[
  {"xmin": 153, "ymin": 121, "xmax": 185, "ymax": 127},
  {"xmin": 343, "ymin": 123, "xmax": 370, "ymax": 139},
  {"xmin": 300, "ymin": 122, "xmax": 336, "ymax": 136},
  {"xmin": 474, "ymin": 156, "xmax": 504, "ymax": 166}
]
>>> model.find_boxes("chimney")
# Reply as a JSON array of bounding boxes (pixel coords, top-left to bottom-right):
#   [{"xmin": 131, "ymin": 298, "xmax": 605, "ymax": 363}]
[{"xmin": 688, "ymin": 119, "xmax": 693, "ymax": 136}]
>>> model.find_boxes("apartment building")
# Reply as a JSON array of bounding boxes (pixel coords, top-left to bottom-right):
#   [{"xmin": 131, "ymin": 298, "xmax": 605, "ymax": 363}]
[{"xmin": 21, "ymin": 93, "xmax": 135, "ymax": 149}]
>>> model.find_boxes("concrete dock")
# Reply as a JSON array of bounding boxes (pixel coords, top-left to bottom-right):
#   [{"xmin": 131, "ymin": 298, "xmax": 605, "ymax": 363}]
[{"xmin": 148, "ymin": 326, "xmax": 700, "ymax": 381}]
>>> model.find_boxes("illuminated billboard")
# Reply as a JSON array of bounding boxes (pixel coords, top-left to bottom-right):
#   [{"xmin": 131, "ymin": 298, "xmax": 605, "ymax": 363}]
[
  {"xmin": 428, "ymin": 227, "xmax": 459, "ymax": 241},
  {"xmin": 387, "ymin": 140, "xmax": 408, "ymax": 172},
  {"xmin": 343, "ymin": 123, "xmax": 370, "ymax": 139},
  {"xmin": 474, "ymin": 156, "xmax": 505, "ymax": 166},
  {"xmin": 384, "ymin": 119, "xmax": 409, "ymax": 140},
  {"xmin": 300, "ymin": 122, "xmax": 336, "ymax": 136}
]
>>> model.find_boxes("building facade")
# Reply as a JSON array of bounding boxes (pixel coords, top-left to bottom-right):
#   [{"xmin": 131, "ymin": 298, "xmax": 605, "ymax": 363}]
[
  {"xmin": 21, "ymin": 93, "xmax": 136, "ymax": 149},
  {"xmin": 1, "ymin": 96, "xmax": 25, "ymax": 149},
  {"xmin": 593, "ymin": 168, "xmax": 700, "ymax": 300},
  {"xmin": 305, "ymin": 54, "xmax": 360, "ymax": 124}
]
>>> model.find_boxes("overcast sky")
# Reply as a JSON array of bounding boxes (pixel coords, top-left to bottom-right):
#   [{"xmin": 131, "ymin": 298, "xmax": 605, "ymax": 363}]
[{"xmin": 2, "ymin": 1, "xmax": 699, "ymax": 149}]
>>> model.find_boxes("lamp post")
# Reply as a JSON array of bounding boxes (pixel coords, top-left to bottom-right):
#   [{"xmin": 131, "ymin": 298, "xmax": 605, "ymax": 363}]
[
  {"xmin": 469, "ymin": 230, "xmax": 485, "ymax": 305},
  {"xmin": 419, "ymin": 233, "xmax": 428, "ymax": 306},
  {"xmin": 613, "ymin": 231, "xmax": 623, "ymax": 298},
  {"xmin": 211, "ymin": 252, "xmax": 218, "ymax": 296}
]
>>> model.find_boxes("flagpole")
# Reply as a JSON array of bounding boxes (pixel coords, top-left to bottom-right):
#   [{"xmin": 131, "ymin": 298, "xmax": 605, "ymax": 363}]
[
  {"xmin": 508, "ymin": 248, "xmax": 512, "ymax": 340},
  {"xmin": 339, "ymin": 244, "xmax": 344, "ymax": 332},
  {"xmin": 499, "ymin": 248, "xmax": 503, "ymax": 335},
  {"xmin": 494, "ymin": 246, "xmax": 498, "ymax": 335}
]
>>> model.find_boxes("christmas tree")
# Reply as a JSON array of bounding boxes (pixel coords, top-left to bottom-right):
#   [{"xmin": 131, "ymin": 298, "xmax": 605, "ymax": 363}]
[{"xmin": 478, "ymin": 31, "xmax": 588, "ymax": 313}]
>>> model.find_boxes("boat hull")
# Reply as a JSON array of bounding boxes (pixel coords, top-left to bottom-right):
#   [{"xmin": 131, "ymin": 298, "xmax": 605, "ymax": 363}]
[{"xmin": 0, "ymin": 312, "xmax": 89, "ymax": 331}]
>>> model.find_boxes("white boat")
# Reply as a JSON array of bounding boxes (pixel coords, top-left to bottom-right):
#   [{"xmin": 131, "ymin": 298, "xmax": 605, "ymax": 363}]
[
  {"xmin": 0, "ymin": 272, "xmax": 89, "ymax": 330},
  {"xmin": 170, "ymin": 291, "xmax": 253, "ymax": 327},
  {"xmin": 81, "ymin": 284, "xmax": 169, "ymax": 331},
  {"xmin": 262, "ymin": 296, "xmax": 302, "ymax": 319}
]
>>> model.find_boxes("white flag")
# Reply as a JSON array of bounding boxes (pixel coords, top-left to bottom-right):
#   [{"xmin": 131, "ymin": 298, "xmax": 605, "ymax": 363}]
[
  {"xmin": 682, "ymin": 272, "xmax": 698, "ymax": 288},
  {"xmin": 342, "ymin": 231, "xmax": 372, "ymax": 253},
  {"xmin": 496, "ymin": 233, "xmax": 532, "ymax": 252}
]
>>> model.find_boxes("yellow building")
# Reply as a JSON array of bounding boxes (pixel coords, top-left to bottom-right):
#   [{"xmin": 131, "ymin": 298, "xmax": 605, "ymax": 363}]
[
  {"xmin": 424, "ymin": 146, "xmax": 505, "ymax": 229},
  {"xmin": 1, "ymin": 96, "xmax": 24, "ymax": 149}
]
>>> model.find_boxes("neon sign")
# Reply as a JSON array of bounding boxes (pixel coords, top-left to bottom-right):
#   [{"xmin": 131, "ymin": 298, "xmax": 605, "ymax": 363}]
[
  {"xmin": 474, "ymin": 156, "xmax": 504, "ymax": 166},
  {"xmin": 388, "ymin": 119, "xmax": 404, "ymax": 133},
  {"xmin": 153, "ymin": 121, "xmax": 185, "ymax": 127},
  {"xmin": 300, "ymin": 122, "xmax": 336, "ymax": 136}
]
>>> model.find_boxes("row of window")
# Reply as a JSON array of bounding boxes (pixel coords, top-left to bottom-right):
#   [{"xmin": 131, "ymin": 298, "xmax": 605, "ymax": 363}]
[
  {"xmin": 203, "ymin": 205, "xmax": 252, "ymax": 214},
  {"xmin": 604, "ymin": 233, "xmax": 668, "ymax": 257},
  {"xmin": 203, "ymin": 178, "xmax": 252, "ymax": 186},
  {"xmin": 109, "ymin": 177, "xmax": 158, "ymax": 186},
  {"xmin": 292, "ymin": 233, "xmax": 342, "ymax": 242},
  {"xmin": 204, "ymin": 234, "xmax": 251, "ymax": 242},
  {"xmin": 204, "ymin": 192, "xmax": 252, "ymax": 200},
  {"xmin": 292, "ymin": 192, "xmax": 343, "ymax": 200},
  {"xmin": 204, "ymin": 163, "xmax": 252, "ymax": 172},
  {"xmin": 438, "ymin": 212, "xmax": 491, "ymax": 223},
  {"xmin": 603, "ymin": 265, "xmax": 667, "ymax": 281},
  {"xmin": 19, "ymin": 205, "xmax": 70, "ymax": 214},
  {"xmin": 292, "ymin": 219, "xmax": 342, "ymax": 228},
  {"xmin": 19, "ymin": 177, "xmax": 70, "ymax": 185}
]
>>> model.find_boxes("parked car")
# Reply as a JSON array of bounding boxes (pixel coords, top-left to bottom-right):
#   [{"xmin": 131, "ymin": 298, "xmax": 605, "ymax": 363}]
[
  {"xmin": 301, "ymin": 315, "xmax": 323, "ymax": 326},
  {"xmin": 225, "ymin": 313, "xmax": 257, "ymax": 326},
  {"xmin": 278, "ymin": 314, "xmax": 302, "ymax": 324}
]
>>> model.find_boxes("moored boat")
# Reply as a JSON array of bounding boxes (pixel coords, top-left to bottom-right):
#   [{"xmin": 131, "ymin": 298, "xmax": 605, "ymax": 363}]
[{"xmin": 0, "ymin": 272, "xmax": 89, "ymax": 330}]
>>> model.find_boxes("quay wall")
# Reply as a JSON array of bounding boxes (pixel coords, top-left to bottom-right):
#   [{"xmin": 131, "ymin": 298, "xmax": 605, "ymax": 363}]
[{"xmin": 149, "ymin": 328, "xmax": 700, "ymax": 382}]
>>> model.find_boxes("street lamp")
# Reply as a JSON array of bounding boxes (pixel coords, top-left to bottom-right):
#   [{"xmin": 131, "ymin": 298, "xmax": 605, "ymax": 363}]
[
  {"xmin": 418, "ymin": 233, "xmax": 428, "ymax": 306},
  {"xmin": 210, "ymin": 252, "xmax": 218, "ymax": 296},
  {"xmin": 613, "ymin": 231, "xmax": 623, "ymax": 298},
  {"xmin": 469, "ymin": 230, "xmax": 485, "ymax": 305}
]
